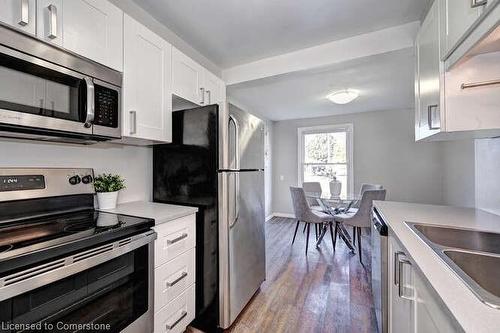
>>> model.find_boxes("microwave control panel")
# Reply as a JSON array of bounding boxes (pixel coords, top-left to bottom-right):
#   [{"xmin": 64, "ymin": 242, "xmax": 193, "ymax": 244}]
[{"xmin": 94, "ymin": 85, "xmax": 119, "ymax": 128}]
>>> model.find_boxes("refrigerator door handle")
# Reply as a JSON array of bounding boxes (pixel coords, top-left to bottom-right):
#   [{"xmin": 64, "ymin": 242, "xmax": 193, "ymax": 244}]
[
  {"xmin": 229, "ymin": 172, "xmax": 240, "ymax": 228},
  {"xmin": 228, "ymin": 115, "xmax": 240, "ymax": 228},
  {"xmin": 229, "ymin": 115, "xmax": 240, "ymax": 169}
]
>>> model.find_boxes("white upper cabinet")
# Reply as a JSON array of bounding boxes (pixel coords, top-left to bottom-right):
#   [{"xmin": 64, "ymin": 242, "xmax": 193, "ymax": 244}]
[
  {"xmin": 415, "ymin": 0, "xmax": 442, "ymax": 141},
  {"xmin": 441, "ymin": 0, "xmax": 484, "ymax": 57},
  {"xmin": 122, "ymin": 14, "xmax": 172, "ymax": 143},
  {"xmin": 172, "ymin": 47, "xmax": 204, "ymax": 105},
  {"xmin": 36, "ymin": 0, "xmax": 63, "ymax": 46},
  {"xmin": 0, "ymin": 0, "xmax": 36, "ymax": 35},
  {"xmin": 1, "ymin": 0, "xmax": 123, "ymax": 70},
  {"xmin": 415, "ymin": 0, "xmax": 500, "ymax": 141},
  {"xmin": 172, "ymin": 47, "xmax": 226, "ymax": 107},
  {"xmin": 203, "ymin": 70, "xmax": 224, "ymax": 105},
  {"xmin": 62, "ymin": 0, "xmax": 123, "ymax": 71}
]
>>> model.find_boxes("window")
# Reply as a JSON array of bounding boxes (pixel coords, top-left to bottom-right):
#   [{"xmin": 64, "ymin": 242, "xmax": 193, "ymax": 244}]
[{"xmin": 298, "ymin": 124, "xmax": 353, "ymax": 198}]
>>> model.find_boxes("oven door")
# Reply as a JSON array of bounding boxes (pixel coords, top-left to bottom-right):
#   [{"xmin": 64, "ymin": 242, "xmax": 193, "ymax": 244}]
[
  {"xmin": 0, "ymin": 44, "xmax": 94, "ymax": 136},
  {"xmin": 0, "ymin": 231, "xmax": 156, "ymax": 333}
]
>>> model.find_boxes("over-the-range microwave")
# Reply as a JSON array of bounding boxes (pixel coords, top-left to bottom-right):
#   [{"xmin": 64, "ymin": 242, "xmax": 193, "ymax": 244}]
[{"xmin": 0, "ymin": 24, "xmax": 121, "ymax": 144}]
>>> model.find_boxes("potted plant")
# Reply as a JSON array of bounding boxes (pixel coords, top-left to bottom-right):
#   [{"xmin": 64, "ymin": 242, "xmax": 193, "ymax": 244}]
[{"xmin": 94, "ymin": 173, "xmax": 126, "ymax": 209}]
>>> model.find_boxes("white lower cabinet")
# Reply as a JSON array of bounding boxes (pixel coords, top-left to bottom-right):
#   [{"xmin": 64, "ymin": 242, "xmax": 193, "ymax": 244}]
[
  {"xmin": 153, "ymin": 214, "xmax": 196, "ymax": 333},
  {"xmin": 155, "ymin": 247, "xmax": 196, "ymax": 311},
  {"xmin": 154, "ymin": 284, "xmax": 195, "ymax": 333},
  {"xmin": 388, "ymin": 233, "xmax": 462, "ymax": 333}
]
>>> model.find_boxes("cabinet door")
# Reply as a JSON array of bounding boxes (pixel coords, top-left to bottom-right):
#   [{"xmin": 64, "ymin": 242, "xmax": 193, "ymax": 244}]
[
  {"xmin": 443, "ymin": 0, "xmax": 483, "ymax": 55},
  {"xmin": 172, "ymin": 47, "xmax": 204, "ymax": 105},
  {"xmin": 36, "ymin": 0, "xmax": 63, "ymax": 45},
  {"xmin": 122, "ymin": 14, "xmax": 172, "ymax": 142},
  {"xmin": 413, "ymin": 271, "xmax": 462, "ymax": 333},
  {"xmin": 203, "ymin": 70, "xmax": 224, "ymax": 105},
  {"xmin": 416, "ymin": 0, "xmax": 442, "ymax": 140},
  {"xmin": 62, "ymin": 0, "xmax": 123, "ymax": 71},
  {"xmin": 389, "ymin": 235, "xmax": 413, "ymax": 333},
  {"xmin": 0, "ymin": 0, "xmax": 36, "ymax": 35}
]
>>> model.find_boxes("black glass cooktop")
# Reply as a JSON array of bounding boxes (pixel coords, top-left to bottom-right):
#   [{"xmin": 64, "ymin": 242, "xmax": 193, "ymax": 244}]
[{"xmin": 0, "ymin": 210, "xmax": 154, "ymax": 274}]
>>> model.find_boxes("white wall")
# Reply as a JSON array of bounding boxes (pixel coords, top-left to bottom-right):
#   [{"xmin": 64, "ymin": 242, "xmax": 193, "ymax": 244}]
[
  {"xmin": 272, "ymin": 109, "xmax": 444, "ymax": 215},
  {"xmin": 441, "ymin": 140, "xmax": 475, "ymax": 207},
  {"xmin": 475, "ymin": 138, "xmax": 500, "ymax": 215},
  {"xmin": 0, "ymin": 141, "xmax": 152, "ymax": 203}
]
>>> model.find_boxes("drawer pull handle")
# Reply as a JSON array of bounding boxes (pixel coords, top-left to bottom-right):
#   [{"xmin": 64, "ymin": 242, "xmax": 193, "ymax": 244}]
[
  {"xmin": 167, "ymin": 272, "xmax": 188, "ymax": 287},
  {"xmin": 167, "ymin": 233, "xmax": 188, "ymax": 245},
  {"xmin": 394, "ymin": 251, "xmax": 405, "ymax": 286},
  {"xmin": 166, "ymin": 310, "xmax": 187, "ymax": 330},
  {"xmin": 398, "ymin": 257, "xmax": 413, "ymax": 300}
]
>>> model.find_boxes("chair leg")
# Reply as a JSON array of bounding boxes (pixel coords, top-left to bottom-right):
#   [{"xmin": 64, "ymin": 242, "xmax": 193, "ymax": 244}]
[
  {"xmin": 292, "ymin": 220, "xmax": 300, "ymax": 245},
  {"xmin": 357, "ymin": 227, "xmax": 363, "ymax": 264},
  {"xmin": 353, "ymin": 226, "xmax": 356, "ymax": 244},
  {"xmin": 329, "ymin": 223, "xmax": 336, "ymax": 250},
  {"xmin": 334, "ymin": 222, "xmax": 339, "ymax": 248},
  {"xmin": 303, "ymin": 223, "xmax": 307, "ymax": 233},
  {"xmin": 305, "ymin": 223, "xmax": 311, "ymax": 254},
  {"xmin": 315, "ymin": 224, "xmax": 319, "ymax": 240}
]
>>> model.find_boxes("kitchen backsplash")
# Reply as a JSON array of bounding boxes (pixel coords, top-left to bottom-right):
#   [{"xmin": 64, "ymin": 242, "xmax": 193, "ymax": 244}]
[
  {"xmin": 0, "ymin": 141, "xmax": 152, "ymax": 203},
  {"xmin": 475, "ymin": 138, "xmax": 500, "ymax": 215}
]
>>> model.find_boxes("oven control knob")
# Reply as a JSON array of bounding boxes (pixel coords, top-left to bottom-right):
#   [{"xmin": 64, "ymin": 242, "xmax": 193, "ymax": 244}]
[
  {"xmin": 69, "ymin": 175, "xmax": 81, "ymax": 185},
  {"xmin": 82, "ymin": 175, "xmax": 93, "ymax": 184}
]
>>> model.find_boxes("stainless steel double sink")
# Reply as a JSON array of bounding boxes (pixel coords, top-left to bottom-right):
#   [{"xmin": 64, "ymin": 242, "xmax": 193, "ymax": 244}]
[{"xmin": 407, "ymin": 222, "xmax": 500, "ymax": 308}]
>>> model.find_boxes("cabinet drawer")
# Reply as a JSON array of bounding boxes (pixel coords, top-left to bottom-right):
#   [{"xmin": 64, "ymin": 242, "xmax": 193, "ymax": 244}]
[
  {"xmin": 153, "ymin": 214, "xmax": 196, "ymax": 267},
  {"xmin": 154, "ymin": 284, "xmax": 195, "ymax": 333},
  {"xmin": 155, "ymin": 248, "xmax": 195, "ymax": 311}
]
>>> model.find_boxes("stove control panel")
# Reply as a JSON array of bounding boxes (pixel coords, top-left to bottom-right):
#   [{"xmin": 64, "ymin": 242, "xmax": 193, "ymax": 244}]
[
  {"xmin": 0, "ymin": 175, "xmax": 45, "ymax": 192},
  {"xmin": 0, "ymin": 168, "xmax": 95, "ymax": 202}
]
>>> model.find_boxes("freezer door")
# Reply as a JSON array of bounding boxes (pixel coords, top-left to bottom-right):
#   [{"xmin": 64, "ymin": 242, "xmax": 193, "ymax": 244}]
[
  {"xmin": 220, "ymin": 170, "xmax": 265, "ymax": 328},
  {"xmin": 228, "ymin": 105, "xmax": 264, "ymax": 170}
]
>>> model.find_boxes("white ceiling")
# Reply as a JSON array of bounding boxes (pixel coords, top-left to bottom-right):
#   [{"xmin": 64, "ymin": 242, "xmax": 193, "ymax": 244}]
[
  {"xmin": 133, "ymin": 0, "xmax": 430, "ymax": 68},
  {"xmin": 227, "ymin": 48, "xmax": 415, "ymax": 121}
]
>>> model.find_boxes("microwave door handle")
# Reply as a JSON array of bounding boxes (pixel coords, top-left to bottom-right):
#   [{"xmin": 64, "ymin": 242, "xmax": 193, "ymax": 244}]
[{"xmin": 84, "ymin": 77, "xmax": 94, "ymax": 128}]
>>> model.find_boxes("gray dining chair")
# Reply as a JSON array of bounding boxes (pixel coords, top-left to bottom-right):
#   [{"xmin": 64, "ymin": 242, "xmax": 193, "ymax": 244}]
[
  {"xmin": 290, "ymin": 187, "xmax": 337, "ymax": 254},
  {"xmin": 302, "ymin": 182, "xmax": 322, "ymax": 210},
  {"xmin": 334, "ymin": 189, "xmax": 386, "ymax": 263},
  {"xmin": 348, "ymin": 183, "xmax": 384, "ymax": 213}
]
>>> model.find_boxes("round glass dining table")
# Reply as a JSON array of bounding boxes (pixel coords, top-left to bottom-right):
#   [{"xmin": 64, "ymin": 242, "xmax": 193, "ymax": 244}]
[{"xmin": 305, "ymin": 193, "xmax": 361, "ymax": 252}]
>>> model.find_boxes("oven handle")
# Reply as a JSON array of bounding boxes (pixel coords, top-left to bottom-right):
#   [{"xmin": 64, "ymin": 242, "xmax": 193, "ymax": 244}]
[
  {"xmin": 0, "ymin": 230, "xmax": 156, "ymax": 302},
  {"xmin": 84, "ymin": 77, "xmax": 95, "ymax": 128}
]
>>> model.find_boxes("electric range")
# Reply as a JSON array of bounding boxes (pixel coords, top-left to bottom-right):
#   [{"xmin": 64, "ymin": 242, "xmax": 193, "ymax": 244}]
[{"xmin": 0, "ymin": 168, "xmax": 156, "ymax": 333}]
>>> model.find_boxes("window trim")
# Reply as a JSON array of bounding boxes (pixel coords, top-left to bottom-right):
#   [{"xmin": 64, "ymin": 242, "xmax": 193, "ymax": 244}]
[{"xmin": 297, "ymin": 124, "xmax": 354, "ymax": 196}]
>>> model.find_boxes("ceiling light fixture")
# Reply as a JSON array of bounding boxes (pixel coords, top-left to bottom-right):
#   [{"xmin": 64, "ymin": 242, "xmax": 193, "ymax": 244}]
[{"xmin": 326, "ymin": 89, "xmax": 359, "ymax": 104}]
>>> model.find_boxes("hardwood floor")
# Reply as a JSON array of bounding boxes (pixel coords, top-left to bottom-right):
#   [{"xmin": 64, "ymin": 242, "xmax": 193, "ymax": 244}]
[{"xmin": 227, "ymin": 217, "xmax": 377, "ymax": 333}]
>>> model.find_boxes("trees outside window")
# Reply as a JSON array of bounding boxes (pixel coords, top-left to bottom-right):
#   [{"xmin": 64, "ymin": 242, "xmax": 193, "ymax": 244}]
[{"xmin": 298, "ymin": 124, "xmax": 353, "ymax": 198}]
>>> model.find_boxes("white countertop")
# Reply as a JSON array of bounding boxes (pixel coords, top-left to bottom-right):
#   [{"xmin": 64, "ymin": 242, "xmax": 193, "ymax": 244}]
[
  {"xmin": 374, "ymin": 201, "xmax": 500, "ymax": 333},
  {"xmin": 100, "ymin": 201, "xmax": 198, "ymax": 225}
]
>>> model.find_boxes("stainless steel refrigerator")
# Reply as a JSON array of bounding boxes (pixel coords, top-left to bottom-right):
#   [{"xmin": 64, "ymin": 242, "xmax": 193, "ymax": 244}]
[{"xmin": 153, "ymin": 104, "xmax": 266, "ymax": 332}]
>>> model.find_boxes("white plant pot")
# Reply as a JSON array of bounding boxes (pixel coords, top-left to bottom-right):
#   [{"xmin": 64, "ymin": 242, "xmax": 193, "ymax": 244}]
[{"xmin": 97, "ymin": 191, "xmax": 119, "ymax": 210}]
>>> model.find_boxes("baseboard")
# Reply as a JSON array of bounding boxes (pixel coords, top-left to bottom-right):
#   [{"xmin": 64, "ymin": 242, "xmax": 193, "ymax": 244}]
[{"xmin": 271, "ymin": 212, "xmax": 296, "ymax": 219}]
